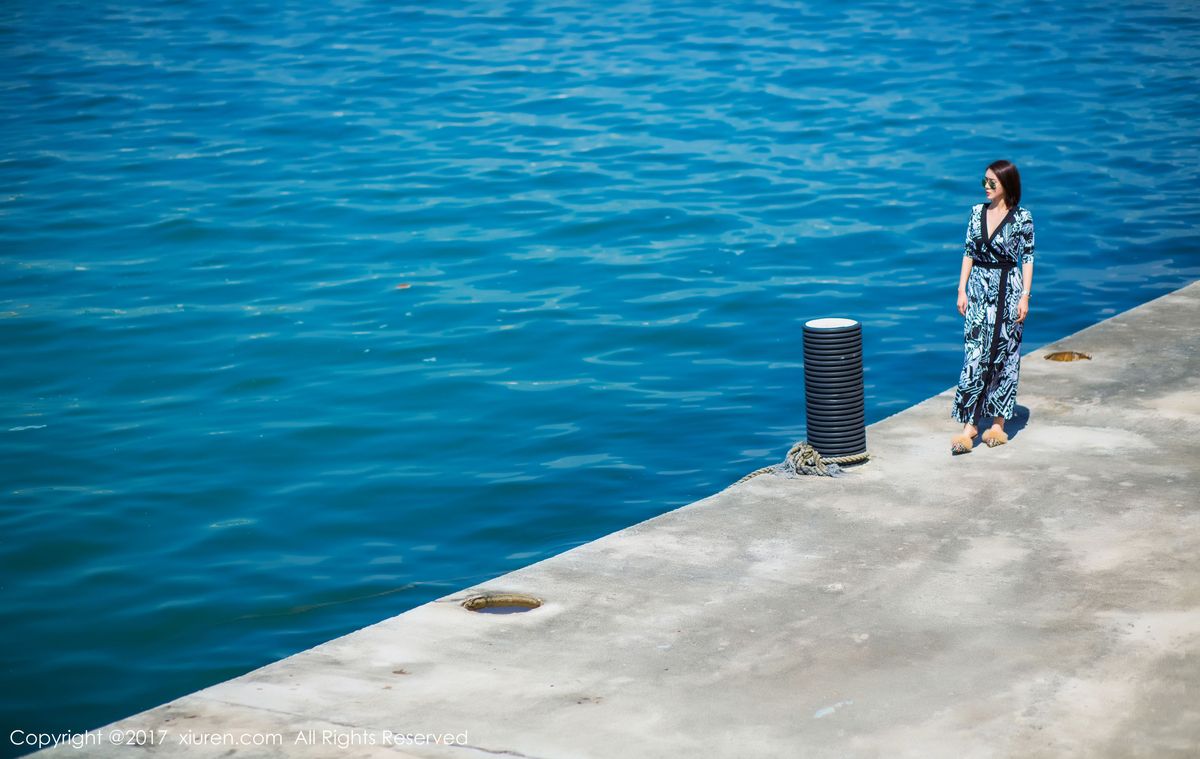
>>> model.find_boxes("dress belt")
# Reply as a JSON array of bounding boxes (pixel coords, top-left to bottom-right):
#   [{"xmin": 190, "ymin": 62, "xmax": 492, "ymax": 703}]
[{"xmin": 971, "ymin": 258, "xmax": 1017, "ymax": 269}]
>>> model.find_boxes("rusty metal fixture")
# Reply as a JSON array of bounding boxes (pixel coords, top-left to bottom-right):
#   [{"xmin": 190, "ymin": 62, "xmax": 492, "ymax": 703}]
[
  {"xmin": 1044, "ymin": 351, "xmax": 1092, "ymax": 361},
  {"xmin": 461, "ymin": 592, "xmax": 543, "ymax": 614}
]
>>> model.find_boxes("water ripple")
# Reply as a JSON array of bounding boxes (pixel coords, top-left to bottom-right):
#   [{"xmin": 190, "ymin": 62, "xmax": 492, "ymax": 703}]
[{"xmin": 2, "ymin": 0, "xmax": 1199, "ymax": 743}]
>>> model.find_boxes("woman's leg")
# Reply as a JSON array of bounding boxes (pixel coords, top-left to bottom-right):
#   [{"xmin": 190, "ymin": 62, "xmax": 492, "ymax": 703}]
[
  {"xmin": 981, "ymin": 270, "xmax": 1022, "ymax": 448},
  {"xmin": 952, "ymin": 270, "xmax": 987, "ymax": 425},
  {"xmin": 952, "ymin": 270, "xmax": 990, "ymax": 453}
]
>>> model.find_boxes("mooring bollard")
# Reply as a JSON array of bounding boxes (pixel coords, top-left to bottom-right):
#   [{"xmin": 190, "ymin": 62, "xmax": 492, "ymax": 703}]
[{"xmin": 802, "ymin": 318, "xmax": 867, "ymax": 459}]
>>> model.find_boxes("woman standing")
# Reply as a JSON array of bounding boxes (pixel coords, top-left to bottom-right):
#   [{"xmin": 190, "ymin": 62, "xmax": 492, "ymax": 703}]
[{"xmin": 951, "ymin": 160, "xmax": 1035, "ymax": 455}]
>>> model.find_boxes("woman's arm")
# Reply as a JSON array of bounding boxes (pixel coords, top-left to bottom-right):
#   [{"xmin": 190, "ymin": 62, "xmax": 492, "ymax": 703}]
[
  {"xmin": 957, "ymin": 256, "xmax": 973, "ymax": 316},
  {"xmin": 1017, "ymin": 211, "xmax": 1035, "ymax": 322},
  {"xmin": 958, "ymin": 207, "xmax": 975, "ymax": 316},
  {"xmin": 1017, "ymin": 260, "xmax": 1033, "ymax": 322}
]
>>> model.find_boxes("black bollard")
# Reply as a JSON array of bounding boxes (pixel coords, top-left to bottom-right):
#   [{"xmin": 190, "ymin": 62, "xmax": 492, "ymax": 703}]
[{"xmin": 802, "ymin": 318, "xmax": 867, "ymax": 458}]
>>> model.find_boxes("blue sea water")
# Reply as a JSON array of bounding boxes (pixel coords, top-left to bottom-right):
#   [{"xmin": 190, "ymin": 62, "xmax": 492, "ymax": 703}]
[{"xmin": 1, "ymin": 0, "xmax": 1198, "ymax": 748}]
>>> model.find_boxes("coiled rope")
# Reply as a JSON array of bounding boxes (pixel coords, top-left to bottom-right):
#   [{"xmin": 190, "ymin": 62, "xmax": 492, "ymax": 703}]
[{"xmin": 728, "ymin": 441, "xmax": 870, "ymax": 487}]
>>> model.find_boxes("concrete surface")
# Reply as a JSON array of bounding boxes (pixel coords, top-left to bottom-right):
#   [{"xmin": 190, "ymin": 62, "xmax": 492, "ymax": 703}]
[{"xmin": 31, "ymin": 281, "xmax": 1200, "ymax": 759}]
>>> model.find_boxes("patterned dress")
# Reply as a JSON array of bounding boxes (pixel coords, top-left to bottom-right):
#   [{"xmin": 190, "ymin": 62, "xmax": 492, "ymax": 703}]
[{"xmin": 951, "ymin": 202, "xmax": 1035, "ymax": 423}]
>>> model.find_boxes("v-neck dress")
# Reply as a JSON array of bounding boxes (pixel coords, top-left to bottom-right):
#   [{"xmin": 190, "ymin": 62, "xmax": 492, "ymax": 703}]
[{"xmin": 951, "ymin": 202, "xmax": 1035, "ymax": 423}]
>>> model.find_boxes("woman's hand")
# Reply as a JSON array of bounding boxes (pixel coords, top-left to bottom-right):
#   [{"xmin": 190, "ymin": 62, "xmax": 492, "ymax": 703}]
[
  {"xmin": 957, "ymin": 288, "xmax": 968, "ymax": 316},
  {"xmin": 1016, "ymin": 294, "xmax": 1029, "ymax": 322}
]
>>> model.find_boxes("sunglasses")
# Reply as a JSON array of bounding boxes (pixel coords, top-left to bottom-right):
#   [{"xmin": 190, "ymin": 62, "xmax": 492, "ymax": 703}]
[{"xmin": 981, "ymin": 177, "xmax": 998, "ymax": 190}]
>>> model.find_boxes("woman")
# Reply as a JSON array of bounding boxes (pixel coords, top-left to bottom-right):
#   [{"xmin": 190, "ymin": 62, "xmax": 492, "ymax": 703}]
[{"xmin": 950, "ymin": 160, "xmax": 1035, "ymax": 455}]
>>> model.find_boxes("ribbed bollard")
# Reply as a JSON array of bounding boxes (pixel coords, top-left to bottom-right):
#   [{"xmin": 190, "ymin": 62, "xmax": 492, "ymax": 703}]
[{"xmin": 802, "ymin": 318, "xmax": 867, "ymax": 458}]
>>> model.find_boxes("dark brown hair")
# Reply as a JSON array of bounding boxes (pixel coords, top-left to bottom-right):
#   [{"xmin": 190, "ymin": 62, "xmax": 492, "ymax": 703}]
[{"xmin": 987, "ymin": 159, "xmax": 1021, "ymax": 208}]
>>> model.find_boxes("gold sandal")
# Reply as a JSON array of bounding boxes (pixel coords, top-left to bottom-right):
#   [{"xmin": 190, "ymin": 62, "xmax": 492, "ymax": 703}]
[
  {"xmin": 950, "ymin": 433, "xmax": 974, "ymax": 455},
  {"xmin": 981, "ymin": 426, "xmax": 1009, "ymax": 447}
]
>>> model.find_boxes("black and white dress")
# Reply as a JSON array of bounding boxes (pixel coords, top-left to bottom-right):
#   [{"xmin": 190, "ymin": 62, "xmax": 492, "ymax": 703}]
[{"xmin": 951, "ymin": 202, "xmax": 1035, "ymax": 423}]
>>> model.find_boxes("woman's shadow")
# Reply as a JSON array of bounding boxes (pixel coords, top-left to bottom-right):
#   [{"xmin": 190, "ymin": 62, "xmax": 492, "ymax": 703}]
[
  {"xmin": 974, "ymin": 404, "xmax": 1030, "ymax": 442},
  {"xmin": 1007, "ymin": 405, "xmax": 1030, "ymax": 440}
]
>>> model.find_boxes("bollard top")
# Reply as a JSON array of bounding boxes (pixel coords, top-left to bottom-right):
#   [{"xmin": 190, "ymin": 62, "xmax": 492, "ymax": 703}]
[{"xmin": 804, "ymin": 317, "xmax": 860, "ymax": 331}]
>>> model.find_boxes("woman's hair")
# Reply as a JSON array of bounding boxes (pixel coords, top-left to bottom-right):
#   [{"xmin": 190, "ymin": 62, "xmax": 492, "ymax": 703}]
[{"xmin": 987, "ymin": 159, "xmax": 1021, "ymax": 207}]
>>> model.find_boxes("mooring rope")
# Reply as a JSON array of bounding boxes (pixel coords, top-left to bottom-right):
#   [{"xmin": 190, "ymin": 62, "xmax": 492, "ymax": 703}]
[{"xmin": 728, "ymin": 441, "xmax": 870, "ymax": 487}]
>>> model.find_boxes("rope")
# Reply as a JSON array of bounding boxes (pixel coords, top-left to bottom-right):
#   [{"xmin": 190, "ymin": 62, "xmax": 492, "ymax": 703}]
[{"xmin": 728, "ymin": 441, "xmax": 870, "ymax": 488}]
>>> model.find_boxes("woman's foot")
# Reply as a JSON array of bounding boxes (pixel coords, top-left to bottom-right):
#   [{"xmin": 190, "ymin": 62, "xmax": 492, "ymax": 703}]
[
  {"xmin": 981, "ymin": 421, "xmax": 1009, "ymax": 448},
  {"xmin": 951, "ymin": 423, "xmax": 978, "ymax": 455}
]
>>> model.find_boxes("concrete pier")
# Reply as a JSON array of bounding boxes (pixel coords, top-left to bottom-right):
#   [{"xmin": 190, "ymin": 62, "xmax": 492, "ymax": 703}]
[{"xmin": 32, "ymin": 281, "xmax": 1200, "ymax": 758}]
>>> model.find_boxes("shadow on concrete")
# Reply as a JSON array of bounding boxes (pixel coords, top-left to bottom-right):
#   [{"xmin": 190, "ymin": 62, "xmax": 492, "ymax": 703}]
[
  {"xmin": 966, "ymin": 404, "xmax": 1030, "ymax": 443},
  {"xmin": 1006, "ymin": 405, "xmax": 1031, "ymax": 440}
]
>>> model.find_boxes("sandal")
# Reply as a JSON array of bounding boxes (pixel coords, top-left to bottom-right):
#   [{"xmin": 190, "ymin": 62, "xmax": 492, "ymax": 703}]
[
  {"xmin": 981, "ymin": 426, "xmax": 1009, "ymax": 448},
  {"xmin": 950, "ymin": 433, "xmax": 974, "ymax": 455},
  {"xmin": 951, "ymin": 424, "xmax": 977, "ymax": 455}
]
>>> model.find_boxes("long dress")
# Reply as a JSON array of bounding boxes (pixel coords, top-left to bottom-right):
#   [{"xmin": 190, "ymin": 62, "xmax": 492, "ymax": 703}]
[{"xmin": 951, "ymin": 202, "xmax": 1035, "ymax": 423}]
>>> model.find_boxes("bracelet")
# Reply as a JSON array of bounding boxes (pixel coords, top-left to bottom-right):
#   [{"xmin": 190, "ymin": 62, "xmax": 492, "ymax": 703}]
[{"xmin": 1020, "ymin": 289, "xmax": 1031, "ymax": 297}]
